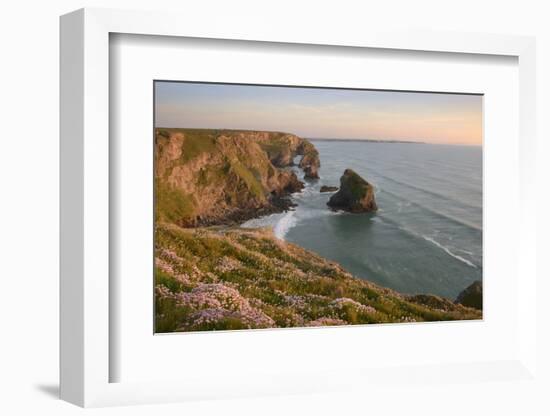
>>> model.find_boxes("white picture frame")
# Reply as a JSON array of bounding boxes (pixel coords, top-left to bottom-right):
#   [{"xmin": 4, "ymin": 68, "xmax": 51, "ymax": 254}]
[{"xmin": 60, "ymin": 7, "xmax": 538, "ymax": 408}]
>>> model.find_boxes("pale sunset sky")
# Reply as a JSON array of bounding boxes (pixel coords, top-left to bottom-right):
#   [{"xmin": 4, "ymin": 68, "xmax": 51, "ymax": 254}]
[{"xmin": 155, "ymin": 82, "xmax": 483, "ymax": 146}]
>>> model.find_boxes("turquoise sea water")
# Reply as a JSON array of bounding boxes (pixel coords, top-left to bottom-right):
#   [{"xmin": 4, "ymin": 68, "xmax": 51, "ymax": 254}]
[{"xmin": 243, "ymin": 140, "xmax": 482, "ymax": 299}]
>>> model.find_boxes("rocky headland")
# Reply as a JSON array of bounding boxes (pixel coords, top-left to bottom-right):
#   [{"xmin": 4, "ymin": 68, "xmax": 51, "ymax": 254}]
[
  {"xmin": 327, "ymin": 169, "xmax": 378, "ymax": 213},
  {"xmin": 155, "ymin": 128, "xmax": 320, "ymax": 227}
]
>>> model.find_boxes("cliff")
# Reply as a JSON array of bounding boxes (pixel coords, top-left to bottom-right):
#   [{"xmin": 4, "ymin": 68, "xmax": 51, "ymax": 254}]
[
  {"xmin": 155, "ymin": 128, "xmax": 320, "ymax": 227},
  {"xmin": 254, "ymin": 130, "xmax": 320, "ymax": 178},
  {"xmin": 327, "ymin": 169, "xmax": 378, "ymax": 212},
  {"xmin": 297, "ymin": 140, "xmax": 320, "ymax": 179},
  {"xmin": 155, "ymin": 223, "xmax": 482, "ymax": 332}
]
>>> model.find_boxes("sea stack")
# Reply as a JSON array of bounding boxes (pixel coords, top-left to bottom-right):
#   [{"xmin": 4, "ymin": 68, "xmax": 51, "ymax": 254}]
[{"xmin": 327, "ymin": 169, "xmax": 378, "ymax": 213}]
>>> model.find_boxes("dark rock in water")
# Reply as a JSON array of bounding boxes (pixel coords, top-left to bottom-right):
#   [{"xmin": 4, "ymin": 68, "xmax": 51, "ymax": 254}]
[
  {"xmin": 455, "ymin": 281, "xmax": 482, "ymax": 310},
  {"xmin": 270, "ymin": 195, "xmax": 298, "ymax": 211},
  {"xmin": 276, "ymin": 171, "xmax": 304, "ymax": 195},
  {"xmin": 327, "ymin": 169, "xmax": 378, "ymax": 213},
  {"xmin": 302, "ymin": 164, "xmax": 320, "ymax": 179},
  {"xmin": 320, "ymin": 185, "xmax": 339, "ymax": 193}
]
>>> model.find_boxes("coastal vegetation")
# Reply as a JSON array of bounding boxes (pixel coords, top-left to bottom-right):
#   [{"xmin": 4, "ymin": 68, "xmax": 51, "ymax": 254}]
[{"xmin": 155, "ymin": 224, "xmax": 481, "ymax": 332}]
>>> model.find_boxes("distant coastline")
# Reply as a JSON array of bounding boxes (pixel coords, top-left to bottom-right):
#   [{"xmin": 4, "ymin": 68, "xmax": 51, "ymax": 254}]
[
  {"xmin": 308, "ymin": 138, "xmax": 482, "ymax": 146},
  {"xmin": 154, "ymin": 128, "xmax": 480, "ymax": 146},
  {"xmin": 308, "ymin": 137, "xmax": 427, "ymax": 144}
]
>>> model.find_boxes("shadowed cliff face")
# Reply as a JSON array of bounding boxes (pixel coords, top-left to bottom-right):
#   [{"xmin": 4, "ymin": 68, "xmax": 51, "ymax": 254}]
[
  {"xmin": 155, "ymin": 128, "xmax": 320, "ymax": 227},
  {"xmin": 455, "ymin": 280, "xmax": 482, "ymax": 309}
]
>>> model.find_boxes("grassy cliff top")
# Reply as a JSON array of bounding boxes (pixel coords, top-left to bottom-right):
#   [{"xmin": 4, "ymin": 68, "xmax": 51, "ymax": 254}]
[
  {"xmin": 155, "ymin": 223, "xmax": 481, "ymax": 332},
  {"xmin": 156, "ymin": 127, "xmax": 316, "ymax": 164}
]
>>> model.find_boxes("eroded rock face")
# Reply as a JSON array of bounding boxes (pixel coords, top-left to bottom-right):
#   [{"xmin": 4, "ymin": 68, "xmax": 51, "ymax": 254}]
[
  {"xmin": 278, "ymin": 170, "xmax": 305, "ymax": 194},
  {"xmin": 298, "ymin": 141, "xmax": 320, "ymax": 179},
  {"xmin": 269, "ymin": 145, "xmax": 294, "ymax": 167},
  {"xmin": 455, "ymin": 281, "xmax": 482, "ymax": 310},
  {"xmin": 327, "ymin": 169, "xmax": 378, "ymax": 213},
  {"xmin": 155, "ymin": 128, "xmax": 316, "ymax": 227},
  {"xmin": 257, "ymin": 133, "xmax": 320, "ymax": 179}
]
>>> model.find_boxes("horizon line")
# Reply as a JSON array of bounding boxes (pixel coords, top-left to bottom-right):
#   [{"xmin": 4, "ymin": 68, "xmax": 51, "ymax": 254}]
[{"xmin": 155, "ymin": 126, "xmax": 482, "ymax": 147}]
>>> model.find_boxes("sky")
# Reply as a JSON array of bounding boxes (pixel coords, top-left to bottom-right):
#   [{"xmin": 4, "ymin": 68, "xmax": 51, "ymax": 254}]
[{"xmin": 155, "ymin": 82, "xmax": 483, "ymax": 145}]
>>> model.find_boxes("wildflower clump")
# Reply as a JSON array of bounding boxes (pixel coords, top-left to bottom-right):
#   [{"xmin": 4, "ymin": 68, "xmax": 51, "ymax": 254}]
[{"xmin": 155, "ymin": 223, "xmax": 482, "ymax": 332}]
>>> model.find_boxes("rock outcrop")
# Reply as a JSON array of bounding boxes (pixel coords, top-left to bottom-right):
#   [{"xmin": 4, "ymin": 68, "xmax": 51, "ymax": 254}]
[
  {"xmin": 256, "ymin": 132, "xmax": 320, "ymax": 179},
  {"xmin": 320, "ymin": 185, "xmax": 338, "ymax": 193},
  {"xmin": 155, "ymin": 128, "xmax": 318, "ymax": 226},
  {"xmin": 327, "ymin": 169, "xmax": 378, "ymax": 213},
  {"xmin": 455, "ymin": 281, "xmax": 482, "ymax": 310},
  {"xmin": 297, "ymin": 141, "xmax": 320, "ymax": 179}
]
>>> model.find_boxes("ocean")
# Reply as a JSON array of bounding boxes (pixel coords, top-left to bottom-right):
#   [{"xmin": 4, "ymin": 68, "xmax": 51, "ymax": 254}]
[{"xmin": 243, "ymin": 140, "xmax": 482, "ymax": 299}]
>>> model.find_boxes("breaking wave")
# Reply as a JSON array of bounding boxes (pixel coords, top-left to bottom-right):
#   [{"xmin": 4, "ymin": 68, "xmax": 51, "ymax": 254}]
[
  {"xmin": 421, "ymin": 235, "xmax": 478, "ymax": 269},
  {"xmin": 273, "ymin": 210, "xmax": 297, "ymax": 240}
]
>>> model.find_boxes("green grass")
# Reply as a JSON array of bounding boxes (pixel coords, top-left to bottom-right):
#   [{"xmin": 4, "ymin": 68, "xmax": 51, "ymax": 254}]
[
  {"xmin": 155, "ymin": 296, "xmax": 193, "ymax": 333},
  {"xmin": 155, "ymin": 181, "xmax": 195, "ymax": 223},
  {"xmin": 228, "ymin": 159, "xmax": 266, "ymax": 199},
  {"xmin": 155, "ymin": 268, "xmax": 184, "ymax": 293},
  {"xmin": 154, "ymin": 223, "xmax": 482, "ymax": 332},
  {"xmin": 179, "ymin": 130, "xmax": 217, "ymax": 162}
]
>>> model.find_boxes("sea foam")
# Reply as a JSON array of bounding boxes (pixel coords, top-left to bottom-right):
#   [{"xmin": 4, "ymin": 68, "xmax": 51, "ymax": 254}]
[
  {"xmin": 421, "ymin": 235, "xmax": 477, "ymax": 269},
  {"xmin": 273, "ymin": 210, "xmax": 297, "ymax": 240}
]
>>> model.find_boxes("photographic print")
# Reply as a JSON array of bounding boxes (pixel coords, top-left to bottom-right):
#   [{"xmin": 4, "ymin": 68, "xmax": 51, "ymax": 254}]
[{"xmin": 154, "ymin": 81, "xmax": 483, "ymax": 333}]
